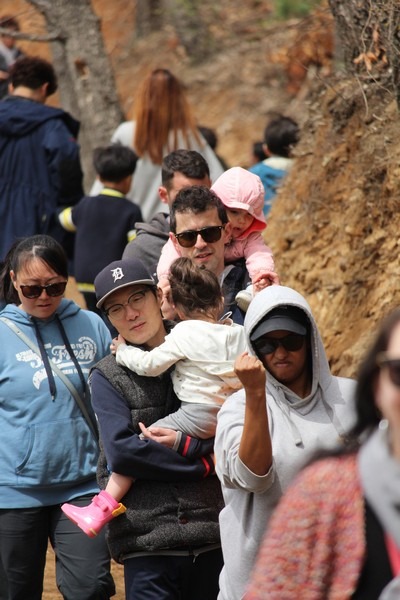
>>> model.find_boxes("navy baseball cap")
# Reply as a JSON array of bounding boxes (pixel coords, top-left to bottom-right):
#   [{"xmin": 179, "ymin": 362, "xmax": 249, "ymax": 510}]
[{"xmin": 94, "ymin": 259, "xmax": 156, "ymax": 309}]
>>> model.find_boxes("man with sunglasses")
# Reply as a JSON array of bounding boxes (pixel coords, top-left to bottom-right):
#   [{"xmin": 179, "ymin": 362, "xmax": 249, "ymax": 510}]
[
  {"xmin": 162, "ymin": 185, "xmax": 249, "ymax": 323},
  {"xmin": 123, "ymin": 149, "xmax": 212, "ymax": 275},
  {"xmin": 214, "ymin": 284, "xmax": 356, "ymax": 600}
]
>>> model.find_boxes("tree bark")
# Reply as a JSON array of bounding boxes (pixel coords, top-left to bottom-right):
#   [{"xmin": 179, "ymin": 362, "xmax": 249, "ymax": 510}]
[
  {"xmin": 27, "ymin": 0, "xmax": 124, "ymax": 189},
  {"xmin": 328, "ymin": 0, "xmax": 400, "ymax": 109},
  {"xmin": 164, "ymin": 0, "xmax": 215, "ymax": 64},
  {"xmin": 135, "ymin": 0, "xmax": 163, "ymax": 37}
]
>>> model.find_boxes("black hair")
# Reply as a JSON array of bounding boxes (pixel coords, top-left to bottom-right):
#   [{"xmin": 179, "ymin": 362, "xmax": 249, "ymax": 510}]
[
  {"xmin": 307, "ymin": 308, "xmax": 400, "ymax": 464},
  {"xmin": 252, "ymin": 141, "xmax": 267, "ymax": 162},
  {"xmin": 169, "ymin": 186, "xmax": 228, "ymax": 233},
  {"xmin": 169, "ymin": 257, "xmax": 223, "ymax": 318},
  {"xmin": 264, "ymin": 115, "xmax": 300, "ymax": 158},
  {"xmin": 0, "ymin": 235, "xmax": 68, "ymax": 304},
  {"xmin": 9, "ymin": 56, "xmax": 58, "ymax": 96},
  {"xmin": 0, "ymin": 15, "xmax": 20, "ymax": 30},
  {"xmin": 198, "ymin": 126, "xmax": 217, "ymax": 150},
  {"xmin": 161, "ymin": 149, "xmax": 210, "ymax": 189},
  {"xmin": 350, "ymin": 309, "xmax": 400, "ymax": 440},
  {"xmin": 93, "ymin": 144, "xmax": 138, "ymax": 182}
]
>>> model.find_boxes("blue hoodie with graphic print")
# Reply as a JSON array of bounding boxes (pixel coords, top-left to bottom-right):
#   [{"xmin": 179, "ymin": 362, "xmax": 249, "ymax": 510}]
[{"xmin": 0, "ymin": 299, "xmax": 111, "ymax": 508}]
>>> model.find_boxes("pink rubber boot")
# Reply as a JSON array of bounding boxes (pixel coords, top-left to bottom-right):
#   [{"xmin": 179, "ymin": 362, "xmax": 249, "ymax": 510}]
[{"xmin": 61, "ymin": 490, "xmax": 126, "ymax": 538}]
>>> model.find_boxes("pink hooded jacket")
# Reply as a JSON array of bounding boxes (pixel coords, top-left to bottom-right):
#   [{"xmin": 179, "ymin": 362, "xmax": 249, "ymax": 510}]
[{"xmin": 157, "ymin": 167, "xmax": 277, "ymax": 283}]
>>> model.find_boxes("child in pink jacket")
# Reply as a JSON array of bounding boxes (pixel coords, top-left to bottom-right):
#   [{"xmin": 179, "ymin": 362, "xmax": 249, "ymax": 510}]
[{"xmin": 157, "ymin": 167, "xmax": 279, "ymax": 310}]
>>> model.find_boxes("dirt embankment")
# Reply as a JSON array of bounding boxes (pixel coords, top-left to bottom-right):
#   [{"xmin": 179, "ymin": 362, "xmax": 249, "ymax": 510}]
[{"xmin": 268, "ymin": 76, "xmax": 400, "ymax": 377}]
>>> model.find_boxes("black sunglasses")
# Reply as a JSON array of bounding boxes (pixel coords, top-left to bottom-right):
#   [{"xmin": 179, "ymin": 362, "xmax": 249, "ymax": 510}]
[
  {"xmin": 174, "ymin": 226, "xmax": 224, "ymax": 248},
  {"xmin": 20, "ymin": 282, "xmax": 67, "ymax": 299},
  {"xmin": 253, "ymin": 333, "xmax": 306, "ymax": 356},
  {"xmin": 377, "ymin": 353, "xmax": 400, "ymax": 387}
]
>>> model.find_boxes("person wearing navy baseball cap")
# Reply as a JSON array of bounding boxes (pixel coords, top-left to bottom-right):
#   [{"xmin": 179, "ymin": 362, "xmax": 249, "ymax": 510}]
[
  {"xmin": 67, "ymin": 256, "xmax": 224, "ymax": 599},
  {"xmin": 94, "ymin": 258, "xmax": 156, "ymax": 310}
]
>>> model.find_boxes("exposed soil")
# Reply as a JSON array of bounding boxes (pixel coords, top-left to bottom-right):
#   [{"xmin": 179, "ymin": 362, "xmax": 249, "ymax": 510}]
[{"xmin": 4, "ymin": 0, "xmax": 400, "ymax": 596}]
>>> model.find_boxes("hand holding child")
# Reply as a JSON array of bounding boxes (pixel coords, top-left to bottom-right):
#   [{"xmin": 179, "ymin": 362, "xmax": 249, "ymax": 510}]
[
  {"xmin": 158, "ymin": 277, "xmax": 178, "ymax": 321},
  {"xmin": 139, "ymin": 422, "xmax": 178, "ymax": 448},
  {"xmin": 110, "ymin": 334, "xmax": 127, "ymax": 355},
  {"xmin": 253, "ymin": 271, "xmax": 280, "ymax": 294}
]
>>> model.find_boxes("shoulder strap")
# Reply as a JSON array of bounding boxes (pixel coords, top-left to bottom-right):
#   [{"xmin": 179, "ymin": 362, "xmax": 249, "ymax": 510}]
[{"xmin": 0, "ymin": 316, "xmax": 98, "ymax": 441}]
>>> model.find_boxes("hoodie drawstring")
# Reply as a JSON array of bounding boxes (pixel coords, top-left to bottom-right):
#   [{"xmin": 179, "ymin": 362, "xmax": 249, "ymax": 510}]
[
  {"xmin": 55, "ymin": 315, "xmax": 88, "ymax": 398},
  {"xmin": 32, "ymin": 315, "xmax": 87, "ymax": 402},
  {"xmin": 32, "ymin": 318, "xmax": 57, "ymax": 400},
  {"xmin": 269, "ymin": 383, "xmax": 304, "ymax": 447}
]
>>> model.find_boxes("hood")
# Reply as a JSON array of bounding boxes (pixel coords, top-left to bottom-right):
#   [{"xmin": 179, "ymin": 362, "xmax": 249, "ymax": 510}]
[
  {"xmin": 245, "ymin": 285, "xmax": 332, "ymax": 395},
  {"xmin": 212, "ymin": 166, "xmax": 266, "ymax": 231},
  {"xmin": 0, "ymin": 96, "xmax": 80, "ymax": 138},
  {"xmin": 244, "ymin": 286, "xmax": 351, "ymax": 447},
  {"xmin": 135, "ymin": 212, "xmax": 170, "ymax": 238},
  {"xmin": 0, "ymin": 297, "xmax": 81, "ymax": 326}
]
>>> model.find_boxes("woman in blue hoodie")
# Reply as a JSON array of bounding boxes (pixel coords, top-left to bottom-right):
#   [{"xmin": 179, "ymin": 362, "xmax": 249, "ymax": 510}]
[{"xmin": 0, "ymin": 235, "xmax": 115, "ymax": 599}]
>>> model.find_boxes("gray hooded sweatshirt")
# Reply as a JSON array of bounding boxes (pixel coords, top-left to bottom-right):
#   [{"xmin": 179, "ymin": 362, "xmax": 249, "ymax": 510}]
[{"xmin": 215, "ymin": 285, "xmax": 356, "ymax": 600}]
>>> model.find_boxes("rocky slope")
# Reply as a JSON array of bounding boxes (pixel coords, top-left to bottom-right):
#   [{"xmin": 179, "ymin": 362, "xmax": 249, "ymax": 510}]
[{"xmin": 268, "ymin": 75, "xmax": 400, "ymax": 377}]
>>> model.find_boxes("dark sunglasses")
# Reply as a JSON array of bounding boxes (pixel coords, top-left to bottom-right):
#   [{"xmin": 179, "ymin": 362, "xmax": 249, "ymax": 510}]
[
  {"xmin": 377, "ymin": 353, "xmax": 400, "ymax": 387},
  {"xmin": 253, "ymin": 333, "xmax": 306, "ymax": 356},
  {"xmin": 174, "ymin": 226, "xmax": 224, "ymax": 248},
  {"xmin": 20, "ymin": 281, "xmax": 67, "ymax": 299}
]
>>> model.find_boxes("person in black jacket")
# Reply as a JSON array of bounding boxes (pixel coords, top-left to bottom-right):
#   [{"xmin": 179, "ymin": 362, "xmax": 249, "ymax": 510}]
[
  {"xmin": 58, "ymin": 144, "xmax": 142, "ymax": 315},
  {"xmin": 0, "ymin": 56, "xmax": 84, "ymax": 262}
]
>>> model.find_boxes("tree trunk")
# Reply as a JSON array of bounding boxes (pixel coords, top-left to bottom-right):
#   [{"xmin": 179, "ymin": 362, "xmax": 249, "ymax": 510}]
[
  {"xmin": 164, "ymin": 0, "xmax": 215, "ymax": 64},
  {"xmin": 328, "ymin": 0, "xmax": 400, "ymax": 109},
  {"xmin": 27, "ymin": 0, "xmax": 124, "ymax": 190},
  {"xmin": 135, "ymin": 0, "xmax": 163, "ymax": 37}
]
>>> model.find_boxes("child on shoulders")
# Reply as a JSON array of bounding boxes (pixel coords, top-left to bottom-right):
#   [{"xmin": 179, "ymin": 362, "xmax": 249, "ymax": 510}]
[{"xmin": 157, "ymin": 166, "xmax": 280, "ymax": 312}]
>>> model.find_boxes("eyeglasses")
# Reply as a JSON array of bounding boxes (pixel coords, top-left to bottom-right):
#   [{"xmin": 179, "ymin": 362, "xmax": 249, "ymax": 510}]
[
  {"xmin": 20, "ymin": 281, "xmax": 67, "ymax": 299},
  {"xmin": 174, "ymin": 226, "xmax": 224, "ymax": 248},
  {"xmin": 377, "ymin": 353, "xmax": 400, "ymax": 387},
  {"xmin": 104, "ymin": 289, "xmax": 151, "ymax": 320},
  {"xmin": 253, "ymin": 333, "xmax": 306, "ymax": 356}
]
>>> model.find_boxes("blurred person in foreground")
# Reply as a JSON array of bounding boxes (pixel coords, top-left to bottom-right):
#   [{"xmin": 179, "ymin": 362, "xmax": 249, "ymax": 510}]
[
  {"xmin": 214, "ymin": 285, "xmax": 356, "ymax": 600},
  {"xmin": 246, "ymin": 308, "xmax": 400, "ymax": 600}
]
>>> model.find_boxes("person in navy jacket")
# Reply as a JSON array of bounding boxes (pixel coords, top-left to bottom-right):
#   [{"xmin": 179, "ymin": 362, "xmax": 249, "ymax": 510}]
[{"xmin": 0, "ymin": 56, "xmax": 84, "ymax": 262}]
